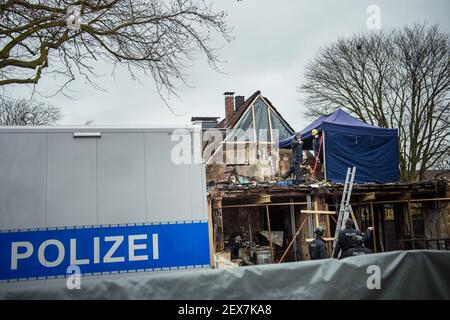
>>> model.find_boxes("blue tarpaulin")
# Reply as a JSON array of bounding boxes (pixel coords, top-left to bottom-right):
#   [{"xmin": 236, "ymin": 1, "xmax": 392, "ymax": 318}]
[{"xmin": 279, "ymin": 109, "xmax": 399, "ymax": 184}]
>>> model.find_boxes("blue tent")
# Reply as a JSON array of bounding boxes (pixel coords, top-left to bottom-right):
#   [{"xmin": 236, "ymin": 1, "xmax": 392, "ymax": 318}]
[{"xmin": 279, "ymin": 109, "xmax": 399, "ymax": 184}]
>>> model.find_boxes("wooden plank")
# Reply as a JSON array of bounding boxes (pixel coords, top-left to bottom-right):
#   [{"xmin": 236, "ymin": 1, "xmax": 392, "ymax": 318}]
[
  {"xmin": 289, "ymin": 198, "xmax": 298, "ymax": 261},
  {"xmin": 397, "ymin": 193, "xmax": 412, "ymax": 200},
  {"xmin": 301, "ymin": 210, "xmax": 336, "ymax": 215},
  {"xmin": 350, "ymin": 197, "xmax": 450, "ymax": 206},
  {"xmin": 215, "ymin": 199, "xmax": 224, "ymax": 252},
  {"xmin": 207, "ymin": 197, "xmax": 215, "ymax": 268},
  {"xmin": 265, "ymin": 204, "xmax": 274, "ymax": 263},
  {"xmin": 407, "ymin": 200, "xmax": 416, "ymax": 249},
  {"xmin": 306, "ymin": 237, "xmax": 335, "ymax": 242},
  {"xmin": 330, "ymin": 215, "xmax": 337, "ymax": 223},
  {"xmin": 222, "ymin": 202, "xmax": 308, "ymax": 209},
  {"xmin": 313, "ymin": 201, "xmax": 319, "ymax": 231},
  {"xmin": 247, "ymin": 211, "xmax": 253, "ymax": 245},
  {"xmin": 378, "ymin": 206, "xmax": 385, "ymax": 252},
  {"xmin": 278, "ymin": 214, "xmax": 309, "ymax": 263},
  {"xmin": 370, "ymin": 202, "xmax": 377, "ymax": 253},
  {"xmin": 247, "ymin": 195, "xmax": 271, "ymax": 205},
  {"xmin": 306, "ymin": 193, "xmax": 313, "ymax": 239},
  {"xmin": 360, "ymin": 192, "xmax": 376, "ymax": 202},
  {"xmin": 325, "ymin": 203, "xmax": 332, "ymax": 256},
  {"xmin": 349, "ymin": 206, "xmax": 359, "ymax": 230}
]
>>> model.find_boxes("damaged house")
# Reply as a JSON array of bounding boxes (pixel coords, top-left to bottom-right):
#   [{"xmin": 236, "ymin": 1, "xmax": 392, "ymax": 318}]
[{"xmin": 195, "ymin": 91, "xmax": 450, "ymax": 268}]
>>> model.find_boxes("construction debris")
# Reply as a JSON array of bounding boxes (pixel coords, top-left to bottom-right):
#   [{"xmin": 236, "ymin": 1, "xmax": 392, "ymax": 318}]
[
  {"xmin": 258, "ymin": 231, "xmax": 284, "ymax": 247},
  {"xmin": 209, "ymin": 178, "xmax": 450, "ymax": 264}
]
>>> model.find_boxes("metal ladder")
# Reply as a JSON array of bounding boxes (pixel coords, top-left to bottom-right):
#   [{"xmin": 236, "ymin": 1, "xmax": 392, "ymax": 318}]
[{"xmin": 332, "ymin": 167, "xmax": 358, "ymax": 257}]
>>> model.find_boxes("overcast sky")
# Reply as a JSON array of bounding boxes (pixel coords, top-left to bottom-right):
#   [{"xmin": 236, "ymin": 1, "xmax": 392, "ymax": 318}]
[{"xmin": 6, "ymin": 0, "xmax": 450, "ymax": 130}]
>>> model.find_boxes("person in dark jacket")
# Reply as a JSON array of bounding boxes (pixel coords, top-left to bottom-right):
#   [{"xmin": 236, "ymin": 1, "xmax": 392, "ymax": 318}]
[
  {"xmin": 309, "ymin": 226, "xmax": 328, "ymax": 260},
  {"xmin": 333, "ymin": 218, "xmax": 362, "ymax": 259},
  {"xmin": 282, "ymin": 132, "xmax": 304, "ymax": 184},
  {"xmin": 333, "ymin": 219, "xmax": 374, "ymax": 259},
  {"xmin": 341, "ymin": 235, "xmax": 373, "ymax": 258},
  {"xmin": 311, "ymin": 128, "xmax": 323, "ymax": 164}
]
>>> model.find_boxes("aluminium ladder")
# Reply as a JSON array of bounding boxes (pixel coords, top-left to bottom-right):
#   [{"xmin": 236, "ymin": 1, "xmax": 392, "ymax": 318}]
[{"xmin": 332, "ymin": 167, "xmax": 359, "ymax": 257}]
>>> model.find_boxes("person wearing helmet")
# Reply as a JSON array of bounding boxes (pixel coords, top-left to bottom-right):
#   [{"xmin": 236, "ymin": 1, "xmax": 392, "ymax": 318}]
[
  {"xmin": 311, "ymin": 128, "xmax": 323, "ymax": 165},
  {"xmin": 333, "ymin": 219, "xmax": 374, "ymax": 259},
  {"xmin": 282, "ymin": 131, "xmax": 304, "ymax": 184},
  {"xmin": 341, "ymin": 234, "xmax": 373, "ymax": 259},
  {"xmin": 309, "ymin": 226, "xmax": 328, "ymax": 260},
  {"xmin": 333, "ymin": 218, "xmax": 363, "ymax": 259}
]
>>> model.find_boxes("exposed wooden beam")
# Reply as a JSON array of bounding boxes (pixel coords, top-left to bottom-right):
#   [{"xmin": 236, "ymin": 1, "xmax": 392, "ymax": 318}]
[
  {"xmin": 359, "ymin": 192, "xmax": 376, "ymax": 202},
  {"xmin": 301, "ymin": 209, "xmax": 336, "ymax": 215},
  {"xmin": 325, "ymin": 197, "xmax": 450, "ymax": 206},
  {"xmin": 207, "ymin": 197, "xmax": 215, "ymax": 267},
  {"xmin": 306, "ymin": 237, "xmax": 334, "ymax": 242},
  {"xmin": 398, "ymin": 193, "xmax": 412, "ymax": 200},
  {"xmin": 289, "ymin": 198, "xmax": 298, "ymax": 261},
  {"xmin": 370, "ymin": 202, "xmax": 377, "ymax": 253},
  {"xmin": 278, "ymin": 214, "xmax": 309, "ymax": 263},
  {"xmin": 222, "ymin": 202, "xmax": 308, "ymax": 209},
  {"xmin": 407, "ymin": 200, "xmax": 416, "ymax": 249},
  {"xmin": 265, "ymin": 204, "xmax": 274, "ymax": 263},
  {"xmin": 312, "ymin": 200, "xmax": 319, "ymax": 233},
  {"xmin": 249, "ymin": 195, "xmax": 271, "ymax": 204}
]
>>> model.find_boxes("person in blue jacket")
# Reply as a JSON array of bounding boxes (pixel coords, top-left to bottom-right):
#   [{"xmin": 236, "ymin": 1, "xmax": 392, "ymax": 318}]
[
  {"xmin": 341, "ymin": 235, "xmax": 373, "ymax": 258},
  {"xmin": 309, "ymin": 226, "xmax": 328, "ymax": 260},
  {"xmin": 282, "ymin": 132, "xmax": 304, "ymax": 184}
]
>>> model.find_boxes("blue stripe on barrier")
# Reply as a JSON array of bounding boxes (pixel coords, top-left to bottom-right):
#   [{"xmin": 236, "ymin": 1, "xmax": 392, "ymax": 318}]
[{"xmin": 0, "ymin": 221, "xmax": 210, "ymax": 281}]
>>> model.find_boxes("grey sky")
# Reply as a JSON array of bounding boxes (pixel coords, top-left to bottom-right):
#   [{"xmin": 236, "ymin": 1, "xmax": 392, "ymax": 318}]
[{"xmin": 6, "ymin": 0, "xmax": 450, "ymax": 130}]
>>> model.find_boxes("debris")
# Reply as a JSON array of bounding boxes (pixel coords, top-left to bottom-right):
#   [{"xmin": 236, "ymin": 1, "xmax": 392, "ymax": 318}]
[
  {"xmin": 216, "ymin": 251, "xmax": 239, "ymax": 269},
  {"xmin": 258, "ymin": 231, "xmax": 284, "ymax": 247}
]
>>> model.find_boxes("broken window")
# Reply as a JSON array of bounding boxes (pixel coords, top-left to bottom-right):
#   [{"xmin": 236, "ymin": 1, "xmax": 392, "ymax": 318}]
[
  {"xmin": 228, "ymin": 107, "xmax": 254, "ymax": 142},
  {"xmin": 270, "ymin": 109, "xmax": 293, "ymax": 141},
  {"xmin": 253, "ymin": 99, "xmax": 270, "ymax": 142},
  {"xmin": 227, "ymin": 96, "xmax": 294, "ymax": 144}
]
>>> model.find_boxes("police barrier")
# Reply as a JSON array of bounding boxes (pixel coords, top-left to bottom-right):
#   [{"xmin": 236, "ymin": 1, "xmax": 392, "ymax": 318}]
[
  {"xmin": 1, "ymin": 250, "xmax": 448, "ymax": 299},
  {"xmin": 0, "ymin": 221, "xmax": 210, "ymax": 281}
]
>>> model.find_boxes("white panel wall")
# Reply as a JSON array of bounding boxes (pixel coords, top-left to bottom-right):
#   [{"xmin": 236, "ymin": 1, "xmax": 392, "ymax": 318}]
[
  {"xmin": 145, "ymin": 132, "xmax": 192, "ymax": 222},
  {"xmin": 0, "ymin": 128, "xmax": 206, "ymax": 230},
  {"xmin": 97, "ymin": 133, "xmax": 146, "ymax": 225},
  {"xmin": 46, "ymin": 133, "xmax": 97, "ymax": 227},
  {"xmin": 189, "ymin": 163, "xmax": 208, "ymax": 221},
  {"xmin": 0, "ymin": 133, "xmax": 46, "ymax": 230}
]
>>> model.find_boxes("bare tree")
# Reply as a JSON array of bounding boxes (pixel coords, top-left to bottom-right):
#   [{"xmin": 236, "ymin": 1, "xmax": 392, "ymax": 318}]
[
  {"xmin": 0, "ymin": 96, "xmax": 61, "ymax": 125},
  {"xmin": 433, "ymin": 154, "xmax": 449, "ymax": 173},
  {"xmin": 300, "ymin": 23, "xmax": 449, "ymax": 182},
  {"xmin": 0, "ymin": 0, "xmax": 231, "ymax": 96}
]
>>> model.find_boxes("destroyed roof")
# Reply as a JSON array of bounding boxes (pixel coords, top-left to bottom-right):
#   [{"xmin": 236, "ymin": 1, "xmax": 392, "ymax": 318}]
[
  {"xmin": 209, "ymin": 178, "xmax": 450, "ymax": 198},
  {"xmin": 216, "ymin": 91, "xmax": 260, "ymax": 129},
  {"xmin": 216, "ymin": 90, "xmax": 295, "ymax": 133},
  {"xmin": 191, "ymin": 116, "xmax": 220, "ymax": 121},
  {"xmin": 215, "ymin": 90, "xmax": 295, "ymax": 143}
]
